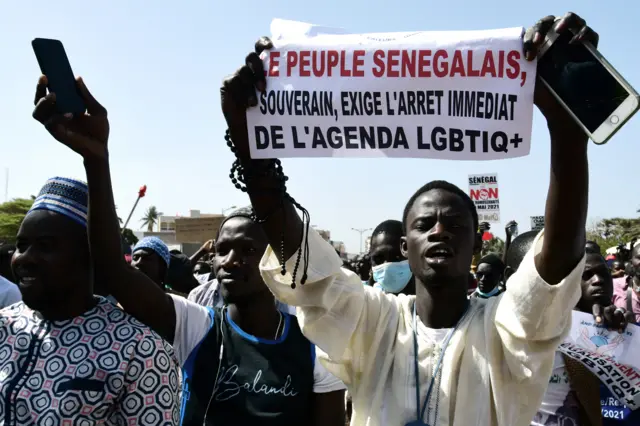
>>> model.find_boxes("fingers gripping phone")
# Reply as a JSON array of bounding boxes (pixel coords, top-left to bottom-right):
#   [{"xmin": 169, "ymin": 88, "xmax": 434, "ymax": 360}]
[
  {"xmin": 31, "ymin": 38, "xmax": 86, "ymax": 114},
  {"xmin": 537, "ymin": 26, "xmax": 639, "ymax": 144}
]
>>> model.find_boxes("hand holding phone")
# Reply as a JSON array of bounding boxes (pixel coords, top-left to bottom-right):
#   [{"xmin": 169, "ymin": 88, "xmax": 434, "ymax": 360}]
[
  {"xmin": 31, "ymin": 75, "xmax": 109, "ymax": 161},
  {"xmin": 536, "ymin": 19, "xmax": 639, "ymax": 144},
  {"xmin": 32, "ymin": 38, "xmax": 86, "ymax": 114}
]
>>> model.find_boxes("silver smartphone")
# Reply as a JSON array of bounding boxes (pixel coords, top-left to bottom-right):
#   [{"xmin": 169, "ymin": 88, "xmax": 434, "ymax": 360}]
[{"xmin": 537, "ymin": 27, "xmax": 639, "ymax": 144}]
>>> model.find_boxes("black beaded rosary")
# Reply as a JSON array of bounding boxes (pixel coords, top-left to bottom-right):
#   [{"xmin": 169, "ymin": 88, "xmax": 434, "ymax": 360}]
[{"xmin": 225, "ymin": 129, "xmax": 311, "ymax": 289}]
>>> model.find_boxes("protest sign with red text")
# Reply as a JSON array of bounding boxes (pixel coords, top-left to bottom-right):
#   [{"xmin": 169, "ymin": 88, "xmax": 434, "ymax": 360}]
[
  {"xmin": 469, "ymin": 173, "xmax": 500, "ymax": 223},
  {"xmin": 559, "ymin": 311, "xmax": 640, "ymax": 411},
  {"xmin": 246, "ymin": 19, "xmax": 537, "ymax": 160}
]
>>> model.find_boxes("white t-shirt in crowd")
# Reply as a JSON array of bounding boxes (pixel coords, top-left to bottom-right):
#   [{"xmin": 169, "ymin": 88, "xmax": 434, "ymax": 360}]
[
  {"xmin": 259, "ymin": 228, "xmax": 583, "ymax": 426},
  {"xmin": 0, "ymin": 275, "xmax": 21, "ymax": 308},
  {"xmin": 170, "ymin": 294, "xmax": 346, "ymax": 393}
]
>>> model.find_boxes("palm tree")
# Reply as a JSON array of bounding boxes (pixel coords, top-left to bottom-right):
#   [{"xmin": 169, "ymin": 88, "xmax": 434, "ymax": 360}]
[{"xmin": 141, "ymin": 206, "xmax": 162, "ymax": 232}]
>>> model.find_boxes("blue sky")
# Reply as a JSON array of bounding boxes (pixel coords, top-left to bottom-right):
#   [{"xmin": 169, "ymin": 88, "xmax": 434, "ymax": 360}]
[{"xmin": 1, "ymin": 1, "xmax": 638, "ymax": 253}]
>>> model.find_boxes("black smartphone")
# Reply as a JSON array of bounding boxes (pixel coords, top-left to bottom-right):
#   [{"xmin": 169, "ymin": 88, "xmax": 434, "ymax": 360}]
[
  {"xmin": 537, "ymin": 28, "xmax": 639, "ymax": 144},
  {"xmin": 31, "ymin": 38, "xmax": 86, "ymax": 114}
]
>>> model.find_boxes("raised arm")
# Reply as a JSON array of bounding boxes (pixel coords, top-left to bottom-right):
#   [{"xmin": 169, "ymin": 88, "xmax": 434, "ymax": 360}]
[
  {"xmin": 502, "ymin": 220, "xmax": 517, "ymax": 265},
  {"xmin": 31, "ymin": 76, "xmax": 176, "ymax": 342},
  {"xmin": 84, "ymin": 157, "xmax": 176, "ymax": 340},
  {"xmin": 190, "ymin": 240, "xmax": 213, "ymax": 266},
  {"xmin": 491, "ymin": 11, "xmax": 594, "ymax": 391},
  {"xmin": 219, "ymin": 41, "xmax": 402, "ymax": 390},
  {"xmin": 221, "ymin": 38, "xmax": 304, "ymax": 266},
  {"xmin": 528, "ymin": 13, "xmax": 593, "ymax": 284}
]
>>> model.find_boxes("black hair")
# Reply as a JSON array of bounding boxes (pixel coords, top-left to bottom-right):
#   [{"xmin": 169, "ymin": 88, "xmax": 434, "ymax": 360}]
[
  {"xmin": 505, "ymin": 230, "xmax": 538, "ymax": 272},
  {"xmin": 216, "ymin": 207, "xmax": 265, "ymax": 246},
  {"xmin": 194, "ymin": 261, "xmax": 212, "ymax": 272},
  {"xmin": 585, "ymin": 250, "xmax": 606, "ymax": 263},
  {"xmin": 625, "ymin": 262, "xmax": 634, "ymax": 277},
  {"xmin": 0, "ymin": 244, "xmax": 16, "ymax": 281},
  {"xmin": 166, "ymin": 252, "xmax": 199, "ymax": 294},
  {"xmin": 585, "ymin": 240, "xmax": 601, "ymax": 254},
  {"xmin": 372, "ymin": 220, "xmax": 404, "ymax": 239},
  {"xmin": 478, "ymin": 253, "xmax": 505, "ymax": 272},
  {"xmin": 402, "ymin": 180, "xmax": 478, "ymax": 233},
  {"xmin": 218, "ymin": 206, "xmax": 254, "ymax": 233},
  {"xmin": 0, "ymin": 244, "xmax": 15, "ymax": 263}
]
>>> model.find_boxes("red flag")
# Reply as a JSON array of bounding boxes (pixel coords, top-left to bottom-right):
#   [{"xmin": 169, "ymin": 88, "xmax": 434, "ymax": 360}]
[
  {"xmin": 482, "ymin": 232, "xmax": 493, "ymax": 241},
  {"xmin": 138, "ymin": 185, "xmax": 147, "ymax": 198}
]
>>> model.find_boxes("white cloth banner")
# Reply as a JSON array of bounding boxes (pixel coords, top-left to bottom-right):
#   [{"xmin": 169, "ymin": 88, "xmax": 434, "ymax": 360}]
[
  {"xmin": 246, "ymin": 19, "xmax": 537, "ymax": 160},
  {"xmin": 558, "ymin": 311, "xmax": 640, "ymax": 410}
]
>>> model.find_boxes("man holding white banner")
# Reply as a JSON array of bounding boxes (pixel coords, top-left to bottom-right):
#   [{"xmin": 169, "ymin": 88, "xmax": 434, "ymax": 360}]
[{"xmin": 222, "ymin": 12, "xmax": 595, "ymax": 426}]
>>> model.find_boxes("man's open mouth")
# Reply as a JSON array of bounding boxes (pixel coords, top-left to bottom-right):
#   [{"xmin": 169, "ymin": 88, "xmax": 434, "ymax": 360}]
[{"xmin": 425, "ymin": 245, "xmax": 454, "ymax": 263}]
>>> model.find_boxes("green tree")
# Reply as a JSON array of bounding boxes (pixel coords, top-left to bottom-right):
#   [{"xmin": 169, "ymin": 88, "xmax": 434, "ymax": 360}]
[
  {"xmin": 140, "ymin": 206, "xmax": 162, "ymax": 232},
  {"xmin": 481, "ymin": 236, "xmax": 505, "ymax": 258},
  {"xmin": 586, "ymin": 217, "xmax": 640, "ymax": 256},
  {"xmin": 0, "ymin": 198, "xmax": 34, "ymax": 243}
]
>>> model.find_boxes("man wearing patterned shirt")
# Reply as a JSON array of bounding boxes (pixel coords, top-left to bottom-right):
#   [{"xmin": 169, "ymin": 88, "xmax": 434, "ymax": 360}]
[{"xmin": 0, "ymin": 176, "xmax": 180, "ymax": 425}]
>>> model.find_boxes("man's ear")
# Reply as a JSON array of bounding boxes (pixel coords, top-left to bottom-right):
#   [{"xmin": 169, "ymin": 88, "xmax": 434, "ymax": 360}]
[
  {"xmin": 504, "ymin": 266, "xmax": 514, "ymax": 281},
  {"xmin": 473, "ymin": 232, "xmax": 482, "ymax": 255},
  {"xmin": 401, "ymin": 236, "xmax": 408, "ymax": 259}
]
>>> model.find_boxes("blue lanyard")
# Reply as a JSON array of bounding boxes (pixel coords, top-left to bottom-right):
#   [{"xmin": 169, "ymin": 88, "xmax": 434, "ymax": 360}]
[{"xmin": 411, "ymin": 301, "xmax": 470, "ymax": 425}]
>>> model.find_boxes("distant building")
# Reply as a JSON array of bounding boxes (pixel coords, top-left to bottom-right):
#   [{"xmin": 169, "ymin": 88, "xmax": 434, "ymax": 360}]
[
  {"xmin": 135, "ymin": 209, "xmax": 222, "ymax": 256},
  {"xmin": 158, "ymin": 210, "xmax": 220, "ymax": 232}
]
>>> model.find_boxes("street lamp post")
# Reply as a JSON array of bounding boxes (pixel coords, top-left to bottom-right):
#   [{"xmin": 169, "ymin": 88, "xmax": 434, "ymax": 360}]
[
  {"xmin": 352, "ymin": 227, "xmax": 372, "ymax": 254},
  {"xmin": 221, "ymin": 205, "xmax": 237, "ymax": 216}
]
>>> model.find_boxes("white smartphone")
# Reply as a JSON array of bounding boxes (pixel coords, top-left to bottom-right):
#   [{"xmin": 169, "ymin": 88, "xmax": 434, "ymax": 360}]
[{"xmin": 537, "ymin": 26, "xmax": 639, "ymax": 144}]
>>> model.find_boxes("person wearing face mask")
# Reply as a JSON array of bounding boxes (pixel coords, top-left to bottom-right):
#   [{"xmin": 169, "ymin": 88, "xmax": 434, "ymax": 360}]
[
  {"xmin": 471, "ymin": 253, "xmax": 505, "ymax": 299},
  {"xmin": 368, "ymin": 220, "xmax": 415, "ymax": 295}
]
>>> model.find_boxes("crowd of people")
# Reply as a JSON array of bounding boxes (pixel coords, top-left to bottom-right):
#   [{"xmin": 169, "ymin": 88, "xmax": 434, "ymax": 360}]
[{"xmin": 0, "ymin": 10, "xmax": 638, "ymax": 426}]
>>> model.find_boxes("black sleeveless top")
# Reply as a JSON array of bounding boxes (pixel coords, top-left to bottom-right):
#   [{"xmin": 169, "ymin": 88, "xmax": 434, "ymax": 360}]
[{"xmin": 180, "ymin": 307, "xmax": 315, "ymax": 426}]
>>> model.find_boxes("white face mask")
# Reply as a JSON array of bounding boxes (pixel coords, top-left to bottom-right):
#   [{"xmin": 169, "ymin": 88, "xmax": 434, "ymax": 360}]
[{"xmin": 372, "ymin": 260, "xmax": 412, "ymax": 293}]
